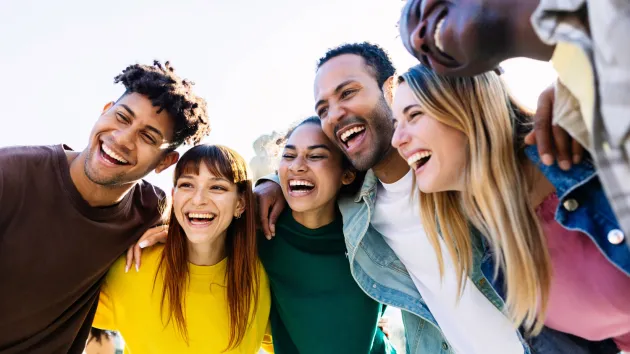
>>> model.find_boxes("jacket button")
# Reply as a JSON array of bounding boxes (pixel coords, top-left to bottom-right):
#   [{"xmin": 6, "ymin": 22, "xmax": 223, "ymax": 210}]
[
  {"xmin": 442, "ymin": 342, "xmax": 449, "ymax": 350},
  {"xmin": 478, "ymin": 278, "xmax": 486, "ymax": 286},
  {"xmin": 372, "ymin": 284, "xmax": 377, "ymax": 289},
  {"xmin": 562, "ymin": 198, "xmax": 579, "ymax": 211},
  {"xmin": 607, "ymin": 229, "xmax": 625, "ymax": 245}
]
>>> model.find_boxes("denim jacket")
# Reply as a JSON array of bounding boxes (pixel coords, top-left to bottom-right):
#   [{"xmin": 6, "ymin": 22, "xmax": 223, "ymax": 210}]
[{"xmin": 524, "ymin": 146, "xmax": 629, "ymax": 276}]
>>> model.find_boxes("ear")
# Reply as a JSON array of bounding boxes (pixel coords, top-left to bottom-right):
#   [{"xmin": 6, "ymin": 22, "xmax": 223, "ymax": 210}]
[
  {"xmin": 234, "ymin": 193, "xmax": 246, "ymax": 218},
  {"xmin": 155, "ymin": 151, "xmax": 179, "ymax": 174},
  {"xmin": 382, "ymin": 76, "xmax": 395, "ymax": 107},
  {"xmin": 102, "ymin": 101, "xmax": 115, "ymax": 115},
  {"xmin": 341, "ymin": 170, "xmax": 356, "ymax": 186}
]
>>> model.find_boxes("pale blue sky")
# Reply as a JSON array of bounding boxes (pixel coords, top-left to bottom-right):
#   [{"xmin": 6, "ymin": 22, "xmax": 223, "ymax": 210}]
[{"xmin": 0, "ymin": 0, "xmax": 556, "ymax": 190}]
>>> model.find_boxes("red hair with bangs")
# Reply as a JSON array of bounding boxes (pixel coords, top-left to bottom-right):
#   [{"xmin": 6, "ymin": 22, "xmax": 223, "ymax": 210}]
[{"xmin": 155, "ymin": 144, "xmax": 259, "ymax": 350}]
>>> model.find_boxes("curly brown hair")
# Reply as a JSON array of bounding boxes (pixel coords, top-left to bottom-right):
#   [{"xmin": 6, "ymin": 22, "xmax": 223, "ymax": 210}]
[{"xmin": 114, "ymin": 60, "xmax": 210, "ymax": 148}]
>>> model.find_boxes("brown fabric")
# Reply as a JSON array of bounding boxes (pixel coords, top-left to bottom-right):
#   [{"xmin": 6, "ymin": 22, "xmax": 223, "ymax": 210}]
[{"xmin": 0, "ymin": 144, "xmax": 165, "ymax": 354}]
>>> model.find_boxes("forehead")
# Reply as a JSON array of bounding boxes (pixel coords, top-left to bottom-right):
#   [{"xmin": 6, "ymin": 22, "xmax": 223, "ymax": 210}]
[
  {"xmin": 114, "ymin": 92, "xmax": 175, "ymax": 139},
  {"xmin": 286, "ymin": 124, "xmax": 331, "ymax": 148},
  {"xmin": 314, "ymin": 54, "xmax": 376, "ymax": 100},
  {"xmin": 179, "ymin": 161, "xmax": 229, "ymax": 181},
  {"xmin": 392, "ymin": 82, "xmax": 418, "ymax": 113}
]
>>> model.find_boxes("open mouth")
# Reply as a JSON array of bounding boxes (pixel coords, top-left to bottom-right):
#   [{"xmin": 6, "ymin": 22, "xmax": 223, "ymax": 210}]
[
  {"xmin": 100, "ymin": 142, "xmax": 130, "ymax": 166},
  {"xmin": 407, "ymin": 150, "xmax": 432, "ymax": 172},
  {"xmin": 431, "ymin": 10, "xmax": 456, "ymax": 62},
  {"xmin": 288, "ymin": 179, "xmax": 315, "ymax": 196},
  {"xmin": 338, "ymin": 125, "xmax": 366, "ymax": 150},
  {"xmin": 186, "ymin": 212, "xmax": 216, "ymax": 227}
]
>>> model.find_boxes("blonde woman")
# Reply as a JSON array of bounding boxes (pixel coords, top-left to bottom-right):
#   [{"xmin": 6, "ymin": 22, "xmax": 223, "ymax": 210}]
[{"xmin": 391, "ymin": 65, "xmax": 629, "ymax": 354}]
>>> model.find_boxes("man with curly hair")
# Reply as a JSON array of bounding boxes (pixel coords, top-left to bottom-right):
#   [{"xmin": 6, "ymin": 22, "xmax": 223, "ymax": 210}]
[{"xmin": 0, "ymin": 60, "xmax": 209, "ymax": 354}]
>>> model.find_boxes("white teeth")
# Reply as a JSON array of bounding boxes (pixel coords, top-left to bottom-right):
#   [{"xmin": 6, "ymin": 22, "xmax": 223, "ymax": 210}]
[
  {"xmin": 340, "ymin": 126, "xmax": 366, "ymax": 143},
  {"xmin": 188, "ymin": 213, "xmax": 215, "ymax": 220},
  {"xmin": 102, "ymin": 144, "xmax": 128, "ymax": 164},
  {"xmin": 435, "ymin": 17, "xmax": 445, "ymax": 53},
  {"xmin": 407, "ymin": 151, "xmax": 432, "ymax": 167},
  {"xmin": 289, "ymin": 180, "xmax": 315, "ymax": 187}
]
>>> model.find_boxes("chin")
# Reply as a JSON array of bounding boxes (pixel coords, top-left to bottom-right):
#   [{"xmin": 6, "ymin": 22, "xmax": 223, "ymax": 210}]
[{"xmin": 286, "ymin": 200, "xmax": 311, "ymax": 213}]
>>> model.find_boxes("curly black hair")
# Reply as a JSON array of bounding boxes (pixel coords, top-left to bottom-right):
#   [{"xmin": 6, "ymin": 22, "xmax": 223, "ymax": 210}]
[
  {"xmin": 316, "ymin": 42, "xmax": 396, "ymax": 89},
  {"xmin": 114, "ymin": 60, "xmax": 210, "ymax": 148}
]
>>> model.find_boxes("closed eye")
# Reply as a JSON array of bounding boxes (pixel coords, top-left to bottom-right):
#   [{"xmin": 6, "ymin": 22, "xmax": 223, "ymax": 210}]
[
  {"xmin": 116, "ymin": 112, "xmax": 130, "ymax": 124},
  {"xmin": 210, "ymin": 185, "xmax": 228, "ymax": 191},
  {"xmin": 317, "ymin": 107, "xmax": 328, "ymax": 119},
  {"xmin": 341, "ymin": 89, "xmax": 357, "ymax": 100},
  {"xmin": 142, "ymin": 133, "xmax": 157, "ymax": 145}
]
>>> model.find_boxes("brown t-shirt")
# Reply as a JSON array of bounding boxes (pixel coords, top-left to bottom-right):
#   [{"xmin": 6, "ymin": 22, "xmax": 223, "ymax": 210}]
[{"xmin": 0, "ymin": 145, "xmax": 165, "ymax": 354}]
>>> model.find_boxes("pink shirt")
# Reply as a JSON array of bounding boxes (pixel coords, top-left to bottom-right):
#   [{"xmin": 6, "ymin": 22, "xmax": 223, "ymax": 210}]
[{"xmin": 537, "ymin": 193, "xmax": 630, "ymax": 351}]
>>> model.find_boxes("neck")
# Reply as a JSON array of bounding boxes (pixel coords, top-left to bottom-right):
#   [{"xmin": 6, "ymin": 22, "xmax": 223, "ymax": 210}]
[
  {"xmin": 187, "ymin": 233, "xmax": 227, "ymax": 266},
  {"xmin": 292, "ymin": 201, "xmax": 337, "ymax": 229},
  {"xmin": 372, "ymin": 148, "xmax": 410, "ymax": 184},
  {"xmin": 508, "ymin": 0, "xmax": 555, "ymax": 61},
  {"xmin": 525, "ymin": 161, "xmax": 556, "ymax": 207},
  {"xmin": 68, "ymin": 150, "xmax": 137, "ymax": 207}
]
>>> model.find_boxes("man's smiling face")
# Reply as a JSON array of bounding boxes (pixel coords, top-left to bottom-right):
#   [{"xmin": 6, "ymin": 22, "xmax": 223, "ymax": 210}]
[
  {"xmin": 399, "ymin": 0, "xmax": 513, "ymax": 76},
  {"xmin": 314, "ymin": 54, "xmax": 394, "ymax": 171}
]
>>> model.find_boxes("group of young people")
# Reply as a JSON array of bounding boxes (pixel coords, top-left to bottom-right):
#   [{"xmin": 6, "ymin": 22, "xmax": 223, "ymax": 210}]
[{"xmin": 1, "ymin": 0, "xmax": 629, "ymax": 353}]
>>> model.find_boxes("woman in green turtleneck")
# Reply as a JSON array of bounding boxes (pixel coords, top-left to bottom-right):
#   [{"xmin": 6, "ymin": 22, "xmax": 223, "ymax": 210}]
[{"xmin": 258, "ymin": 117, "xmax": 396, "ymax": 354}]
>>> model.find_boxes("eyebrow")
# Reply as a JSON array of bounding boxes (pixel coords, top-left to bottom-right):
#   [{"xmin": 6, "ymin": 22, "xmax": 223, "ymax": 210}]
[
  {"xmin": 120, "ymin": 104, "xmax": 136, "ymax": 118},
  {"xmin": 285, "ymin": 144, "xmax": 332, "ymax": 151},
  {"xmin": 314, "ymin": 80, "xmax": 357, "ymax": 112},
  {"xmin": 402, "ymin": 104, "xmax": 421, "ymax": 115},
  {"xmin": 119, "ymin": 104, "xmax": 165, "ymax": 141},
  {"xmin": 179, "ymin": 175, "xmax": 231, "ymax": 183}
]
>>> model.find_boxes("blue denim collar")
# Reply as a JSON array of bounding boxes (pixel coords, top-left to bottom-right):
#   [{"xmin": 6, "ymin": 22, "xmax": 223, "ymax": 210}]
[{"xmin": 524, "ymin": 145, "xmax": 597, "ymax": 200}]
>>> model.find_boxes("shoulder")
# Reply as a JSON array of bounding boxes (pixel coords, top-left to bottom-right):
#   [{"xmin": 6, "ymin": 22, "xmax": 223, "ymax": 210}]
[
  {"xmin": 0, "ymin": 144, "xmax": 58, "ymax": 166},
  {"xmin": 130, "ymin": 180, "xmax": 168, "ymax": 222},
  {"xmin": 106, "ymin": 245, "xmax": 165, "ymax": 286}
]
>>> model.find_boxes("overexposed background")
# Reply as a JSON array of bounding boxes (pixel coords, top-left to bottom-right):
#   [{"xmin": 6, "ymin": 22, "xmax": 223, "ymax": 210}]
[{"xmin": 1, "ymin": 1, "xmax": 556, "ymax": 352}]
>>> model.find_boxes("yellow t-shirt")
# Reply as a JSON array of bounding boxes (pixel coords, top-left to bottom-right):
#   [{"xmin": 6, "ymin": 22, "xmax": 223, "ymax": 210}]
[{"xmin": 93, "ymin": 245, "xmax": 272, "ymax": 353}]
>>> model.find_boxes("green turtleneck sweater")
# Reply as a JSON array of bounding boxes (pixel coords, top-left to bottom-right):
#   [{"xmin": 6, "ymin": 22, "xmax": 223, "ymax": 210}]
[{"xmin": 258, "ymin": 209, "xmax": 396, "ymax": 354}]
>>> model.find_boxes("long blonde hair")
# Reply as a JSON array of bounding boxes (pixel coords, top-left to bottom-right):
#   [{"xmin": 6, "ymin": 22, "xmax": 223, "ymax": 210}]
[{"xmin": 399, "ymin": 65, "xmax": 551, "ymax": 334}]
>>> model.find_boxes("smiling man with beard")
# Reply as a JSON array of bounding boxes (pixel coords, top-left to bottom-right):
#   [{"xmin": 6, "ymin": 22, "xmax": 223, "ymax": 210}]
[{"xmin": 0, "ymin": 60, "xmax": 209, "ymax": 354}]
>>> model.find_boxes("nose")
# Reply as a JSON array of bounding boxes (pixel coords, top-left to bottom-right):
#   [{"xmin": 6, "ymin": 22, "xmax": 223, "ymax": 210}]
[
  {"xmin": 289, "ymin": 155, "xmax": 308, "ymax": 174},
  {"xmin": 191, "ymin": 188, "xmax": 208, "ymax": 206},
  {"xmin": 111, "ymin": 126, "xmax": 135, "ymax": 151},
  {"xmin": 391, "ymin": 122, "xmax": 410, "ymax": 150},
  {"xmin": 409, "ymin": 18, "xmax": 431, "ymax": 64},
  {"xmin": 327, "ymin": 103, "xmax": 347, "ymax": 127}
]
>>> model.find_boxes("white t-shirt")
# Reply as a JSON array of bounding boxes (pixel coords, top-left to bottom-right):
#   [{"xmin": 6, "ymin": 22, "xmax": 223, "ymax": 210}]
[{"xmin": 371, "ymin": 170, "xmax": 524, "ymax": 354}]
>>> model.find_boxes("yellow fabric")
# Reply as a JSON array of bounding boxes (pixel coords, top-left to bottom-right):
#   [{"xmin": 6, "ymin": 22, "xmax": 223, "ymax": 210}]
[
  {"xmin": 551, "ymin": 41, "xmax": 596, "ymax": 141},
  {"xmin": 93, "ymin": 245, "xmax": 272, "ymax": 354}
]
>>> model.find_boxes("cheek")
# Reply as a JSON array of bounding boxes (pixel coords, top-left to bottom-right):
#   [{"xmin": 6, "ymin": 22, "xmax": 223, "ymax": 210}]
[{"xmin": 172, "ymin": 195, "xmax": 186, "ymax": 224}]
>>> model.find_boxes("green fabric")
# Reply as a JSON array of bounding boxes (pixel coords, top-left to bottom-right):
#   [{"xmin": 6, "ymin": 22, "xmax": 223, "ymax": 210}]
[{"xmin": 259, "ymin": 208, "xmax": 396, "ymax": 354}]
